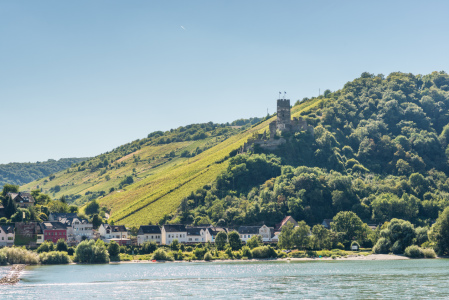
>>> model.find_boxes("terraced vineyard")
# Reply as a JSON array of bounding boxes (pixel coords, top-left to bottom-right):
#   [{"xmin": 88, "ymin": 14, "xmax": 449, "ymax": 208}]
[{"xmin": 22, "ymin": 98, "xmax": 321, "ymax": 226}]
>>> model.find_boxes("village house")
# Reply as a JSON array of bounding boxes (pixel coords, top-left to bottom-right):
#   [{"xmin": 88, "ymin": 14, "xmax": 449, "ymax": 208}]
[
  {"xmin": 137, "ymin": 225, "xmax": 161, "ymax": 245},
  {"xmin": 203, "ymin": 227, "xmax": 228, "ymax": 243},
  {"xmin": 48, "ymin": 212, "xmax": 78, "ymax": 222},
  {"xmin": 186, "ymin": 227, "xmax": 205, "ymax": 243},
  {"xmin": 275, "ymin": 216, "xmax": 298, "ymax": 232},
  {"xmin": 161, "ymin": 224, "xmax": 187, "ymax": 245},
  {"xmin": 99, "ymin": 224, "xmax": 130, "ymax": 245},
  {"xmin": 0, "ymin": 225, "xmax": 14, "ymax": 247},
  {"xmin": 7, "ymin": 192, "xmax": 35, "ymax": 208},
  {"xmin": 238, "ymin": 226, "xmax": 261, "ymax": 243},
  {"xmin": 60, "ymin": 217, "xmax": 93, "ymax": 245},
  {"xmin": 39, "ymin": 221, "xmax": 68, "ymax": 243}
]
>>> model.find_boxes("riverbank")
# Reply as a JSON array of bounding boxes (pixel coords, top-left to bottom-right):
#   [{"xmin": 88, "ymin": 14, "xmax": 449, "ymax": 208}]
[
  {"xmin": 115, "ymin": 253, "xmax": 411, "ymax": 264},
  {"xmin": 0, "ymin": 264, "xmax": 26, "ymax": 285}
]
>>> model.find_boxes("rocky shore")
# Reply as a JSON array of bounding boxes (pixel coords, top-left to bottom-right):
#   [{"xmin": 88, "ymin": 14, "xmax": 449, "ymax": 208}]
[{"xmin": 0, "ymin": 264, "xmax": 26, "ymax": 285}]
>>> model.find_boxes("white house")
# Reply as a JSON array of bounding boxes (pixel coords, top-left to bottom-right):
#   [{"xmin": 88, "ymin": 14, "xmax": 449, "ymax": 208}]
[
  {"xmin": 0, "ymin": 225, "xmax": 14, "ymax": 247},
  {"xmin": 99, "ymin": 224, "xmax": 130, "ymax": 245},
  {"xmin": 161, "ymin": 224, "xmax": 187, "ymax": 245},
  {"xmin": 203, "ymin": 227, "xmax": 228, "ymax": 243},
  {"xmin": 137, "ymin": 225, "xmax": 161, "ymax": 245},
  {"xmin": 186, "ymin": 227, "xmax": 205, "ymax": 243},
  {"xmin": 60, "ymin": 217, "xmax": 93, "ymax": 245},
  {"xmin": 258, "ymin": 225, "xmax": 275, "ymax": 242},
  {"xmin": 238, "ymin": 226, "xmax": 261, "ymax": 243}
]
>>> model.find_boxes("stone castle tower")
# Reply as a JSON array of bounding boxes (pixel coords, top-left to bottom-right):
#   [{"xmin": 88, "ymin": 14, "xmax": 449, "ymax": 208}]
[
  {"xmin": 276, "ymin": 99, "xmax": 291, "ymax": 131},
  {"xmin": 241, "ymin": 98, "xmax": 314, "ymax": 153}
]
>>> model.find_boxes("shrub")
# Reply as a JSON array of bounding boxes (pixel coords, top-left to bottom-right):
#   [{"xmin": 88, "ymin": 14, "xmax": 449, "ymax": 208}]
[
  {"xmin": 204, "ymin": 251, "xmax": 214, "ymax": 261},
  {"xmin": 404, "ymin": 245, "xmax": 423, "ymax": 258},
  {"xmin": 67, "ymin": 247, "xmax": 75, "ymax": 256},
  {"xmin": 422, "ymin": 248, "xmax": 436, "ymax": 258},
  {"xmin": 373, "ymin": 238, "xmax": 391, "ymax": 254},
  {"xmin": 152, "ymin": 249, "xmax": 174, "ymax": 261},
  {"xmin": 193, "ymin": 247, "xmax": 206, "ymax": 260},
  {"xmin": 141, "ymin": 241, "xmax": 158, "ymax": 254},
  {"xmin": 0, "ymin": 247, "xmax": 39, "ymax": 264},
  {"xmin": 37, "ymin": 241, "xmax": 55, "ymax": 253},
  {"xmin": 277, "ymin": 251, "xmax": 287, "ymax": 258},
  {"xmin": 74, "ymin": 240, "xmax": 110, "ymax": 263},
  {"xmin": 404, "ymin": 246, "xmax": 437, "ymax": 258},
  {"xmin": 39, "ymin": 251, "xmax": 71, "ymax": 264},
  {"xmin": 241, "ymin": 246, "xmax": 252, "ymax": 259},
  {"xmin": 108, "ymin": 241, "xmax": 120, "ymax": 257},
  {"xmin": 56, "ymin": 239, "xmax": 68, "ymax": 252},
  {"xmin": 391, "ymin": 240, "xmax": 404, "ymax": 254},
  {"xmin": 251, "ymin": 246, "xmax": 277, "ymax": 259}
]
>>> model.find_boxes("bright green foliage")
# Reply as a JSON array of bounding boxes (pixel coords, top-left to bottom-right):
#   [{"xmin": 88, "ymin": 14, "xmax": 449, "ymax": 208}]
[
  {"xmin": 204, "ymin": 251, "xmax": 213, "ymax": 261},
  {"xmin": 429, "ymin": 206, "xmax": 449, "ymax": 255},
  {"xmin": 228, "ymin": 231, "xmax": 242, "ymax": 251},
  {"xmin": 311, "ymin": 225, "xmax": 331, "ymax": 250},
  {"xmin": 374, "ymin": 219, "xmax": 416, "ymax": 254},
  {"xmin": 331, "ymin": 211, "xmax": 366, "ymax": 246},
  {"xmin": 37, "ymin": 241, "xmax": 55, "ymax": 253},
  {"xmin": 278, "ymin": 222, "xmax": 295, "ymax": 249},
  {"xmin": 293, "ymin": 221, "xmax": 311, "ymax": 250},
  {"xmin": 215, "ymin": 231, "xmax": 227, "ymax": 250},
  {"xmin": 170, "ymin": 239, "xmax": 179, "ymax": 251},
  {"xmin": 0, "ymin": 247, "xmax": 39, "ymax": 264},
  {"xmin": 141, "ymin": 241, "xmax": 157, "ymax": 254},
  {"xmin": 74, "ymin": 239, "xmax": 110, "ymax": 263},
  {"xmin": 246, "ymin": 235, "xmax": 262, "ymax": 249},
  {"xmin": 152, "ymin": 249, "xmax": 173, "ymax": 261},
  {"xmin": 241, "ymin": 246, "xmax": 252, "ymax": 258},
  {"xmin": 251, "ymin": 246, "xmax": 277, "ymax": 259},
  {"xmin": 39, "ymin": 251, "xmax": 71, "ymax": 264}
]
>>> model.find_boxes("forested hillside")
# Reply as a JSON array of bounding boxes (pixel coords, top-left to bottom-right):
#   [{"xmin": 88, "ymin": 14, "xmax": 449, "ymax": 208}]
[
  {"xmin": 0, "ymin": 158, "xmax": 88, "ymax": 189},
  {"xmin": 167, "ymin": 71, "xmax": 449, "ymax": 228},
  {"xmin": 21, "ymin": 71, "xmax": 449, "ymax": 229}
]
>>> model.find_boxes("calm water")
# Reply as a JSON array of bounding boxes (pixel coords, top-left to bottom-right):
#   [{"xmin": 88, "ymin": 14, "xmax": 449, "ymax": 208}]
[{"xmin": 1, "ymin": 259, "xmax": 449, "ymax": 299}]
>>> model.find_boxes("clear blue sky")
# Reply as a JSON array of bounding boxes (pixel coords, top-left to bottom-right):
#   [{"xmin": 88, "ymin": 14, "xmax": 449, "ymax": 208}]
[{"xmin": 1, "ymin": 0, "xmax": 449, "ymax": 164}]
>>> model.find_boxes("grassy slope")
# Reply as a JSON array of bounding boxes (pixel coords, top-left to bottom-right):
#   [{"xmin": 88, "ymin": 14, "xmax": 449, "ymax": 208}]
[{"xmin": 22, "ymin": 98, "xmax": 321, "ymax": 226}]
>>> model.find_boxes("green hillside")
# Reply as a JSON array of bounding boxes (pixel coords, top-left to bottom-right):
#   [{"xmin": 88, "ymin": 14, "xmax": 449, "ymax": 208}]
[
  {"xmin": 167, "ymin": 71, "xmax": 449, "ymax": 229},
  {"xmin": 0, "ymin": 158, "xmax": 89, "ymax": 189},
  {"xmin": 21, "ymin": 71, "xmax": 449, "ymax": 230}
]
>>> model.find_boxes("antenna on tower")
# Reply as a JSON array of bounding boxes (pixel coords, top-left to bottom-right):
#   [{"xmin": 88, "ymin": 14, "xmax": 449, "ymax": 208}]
[
  {"xmin": 278, "ymin": 91, "xmax": 281, "ymax": 99},
  {"xmin": 283, "ymin": 91, "xmax": 287, "ymax": 99}
]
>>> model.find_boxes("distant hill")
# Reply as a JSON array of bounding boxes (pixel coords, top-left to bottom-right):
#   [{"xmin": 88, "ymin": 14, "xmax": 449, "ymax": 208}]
[{"xmin": 0, "ymin": 158, "xmax": 89, "ymax": 189}]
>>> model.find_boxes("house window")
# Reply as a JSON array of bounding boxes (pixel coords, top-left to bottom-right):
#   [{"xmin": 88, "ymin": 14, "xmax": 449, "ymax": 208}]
[
  {"xmin": 1, "ymin": 237, "xmax": 3, "ymax": 240},
  {"xmin": 8, "ymin": 237, "xmax": 13, "ymax": 240}
]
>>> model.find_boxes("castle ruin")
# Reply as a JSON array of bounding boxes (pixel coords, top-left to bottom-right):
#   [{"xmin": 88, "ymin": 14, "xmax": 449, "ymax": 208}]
[{"xmin": 242, "ymin": 99, "xmax": 313, "ymax": 152}]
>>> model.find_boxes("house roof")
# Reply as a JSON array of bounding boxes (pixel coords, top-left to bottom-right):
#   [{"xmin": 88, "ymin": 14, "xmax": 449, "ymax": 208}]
[
  {"xmin": 275, "ymin": 216, "xmax": 298, "ymax": 231},
  {"xmin": 103, "ymin": 224, "xmax": 127, "ymax": 232},
  {"xmin": 238, "ymin": 226, "xmax": 260, "ymax": 234},
  {"xmin": 0, "ymin": 225, "xmax": 14, "ymax": 234},
  {"xmin": 49, "ymin": 213, "xmax": 78, "ymax": 221},
  {"xmin": 162, "ymin": 224, "xmax": 186, "ymax": 232},
  {"xmin": 206, "ymin": 227, "xmax": 228, "ymax": 236},
  {"xmin": 40, "ymin": 221, "xmax": 68, "ymax": 230},
  {"xmin": 60, "ymin": 217, "xmax": 90, "ymax": 226},
  {"xmin": 7, "ymin": 192, "xmax": 35, "ymax": 204},
  {"xmin": 186, "ymin": 227, "xmax": 203, "ymax": 236},
  {"xmin": 322, "ymin": 219, "xmax": 333, "ymax": 229},
  {"xmin": 138, "ymin": 225, "xmax": 161, "ymax": 235}
]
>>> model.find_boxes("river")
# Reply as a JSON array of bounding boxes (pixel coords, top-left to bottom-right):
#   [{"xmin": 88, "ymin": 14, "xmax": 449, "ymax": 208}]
[{"xmin": 1, "ymin": 259, "xmax": 448, "ymax": 299}]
